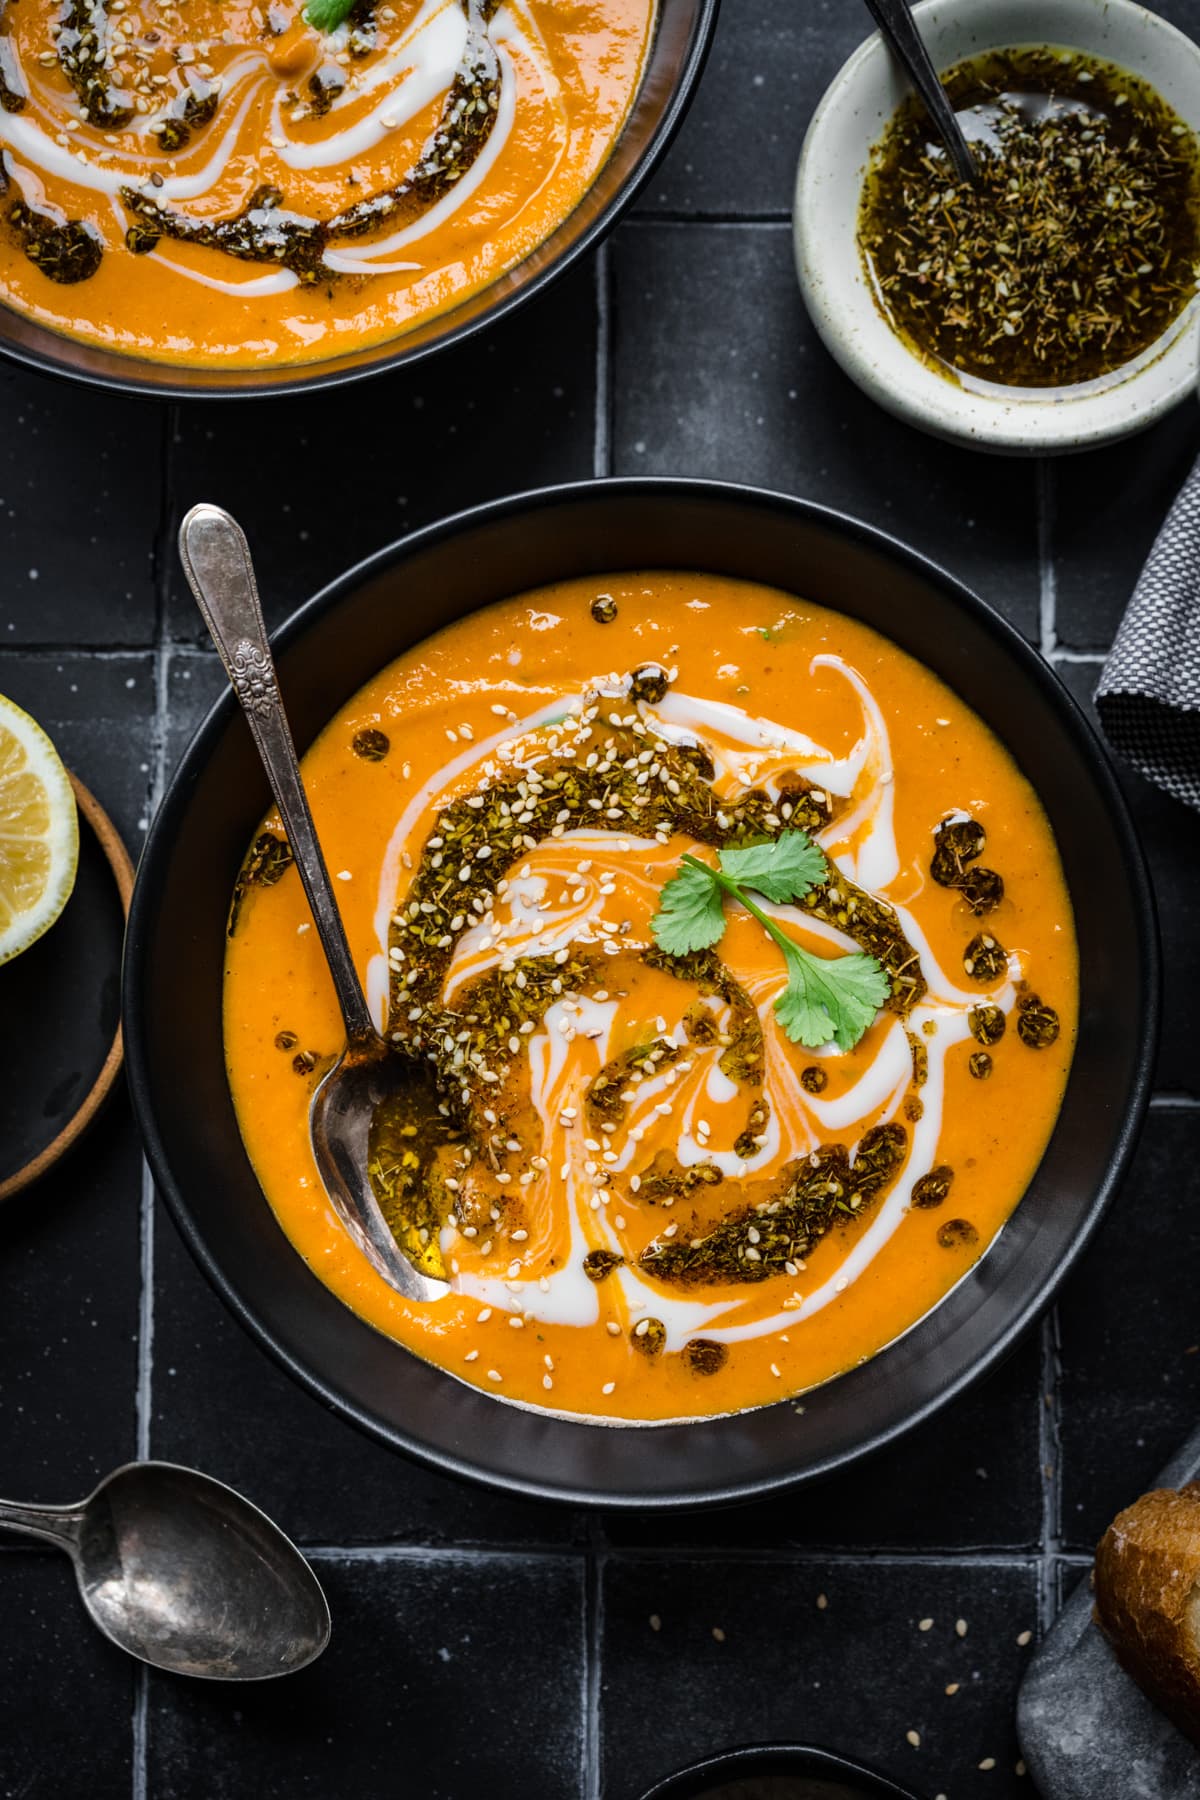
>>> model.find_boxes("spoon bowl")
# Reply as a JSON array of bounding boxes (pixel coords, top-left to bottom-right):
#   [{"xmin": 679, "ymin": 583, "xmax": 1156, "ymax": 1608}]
[
  {"xmin": 310, "ymin": 1038, "xmax": 449, "ymax": 1295},
  {"xmin": 0, "ymin": 1461, "xmax": 330, "ymax": 1679}
]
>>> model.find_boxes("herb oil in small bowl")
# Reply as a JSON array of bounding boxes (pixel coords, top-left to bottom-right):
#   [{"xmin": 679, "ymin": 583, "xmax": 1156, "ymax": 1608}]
[
  {"xmin": 794, "ymin": 0, "xmax": 1200, "ymax": 451},
  {"xmin": 858, "ymin": 46, "xmax": 1200, "ymax": 395}
]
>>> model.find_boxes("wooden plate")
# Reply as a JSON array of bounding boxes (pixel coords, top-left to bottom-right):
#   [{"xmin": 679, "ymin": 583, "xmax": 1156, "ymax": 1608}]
[{"xmin": 0, "ymin": 774, "xmax": 133, "ymax": 1201}]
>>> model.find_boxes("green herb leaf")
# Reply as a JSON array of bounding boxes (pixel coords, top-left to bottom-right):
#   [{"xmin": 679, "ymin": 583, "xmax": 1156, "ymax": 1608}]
[
  {"xmin": 718, "ymin": 830, "xmax": 825, "ymax": 904},
  {"xmin": 650, "ymin": 858, "xmax": 726, "ymax": 956},
  {"xmin": 774, "ymin": 942, "xmax": 890, "ymax": 1053},
  {"xmin": 303, "ymin": 0, "xmax": 356, "ymax": 33},
  {"xmin": 649, "ymin": 831, "xmax": 890, "ymax": 1052}
]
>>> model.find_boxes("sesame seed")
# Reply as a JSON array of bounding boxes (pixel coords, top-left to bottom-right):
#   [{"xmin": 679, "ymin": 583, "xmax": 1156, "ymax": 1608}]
[
  {"xmin": 486, "ymin": 1369, "xmax": 502, "ymax": 1382},
  {"xmin": 602, "ymin": 1381, "xmax": 615, "ymax": 1395},
  {"xmin": 919, "ymin": 1618, "xmax": 933, "ymax": 1632},
  {"xmin": 955, "ymin": 1618, "xmax": 968, "ymax": 1638},
  {"xmin": 477, "ymin": 1308, "xmax": 493, "ymax": 1323},
  {"xmin": 945, "ymin": 1683, "xmax": 959, "ymax": 1696},
  {"xmin": 979, "ymin": 1759, "xmax": 996, "ymax": 1772},
  {"xmin": 1017, "ymin": 1629, "xmax": 1032, "ymax": 1647},
  {"xmin": 649, "ymin": 1614, "xmax": 661, "ymax": 1631},
  {"xmin": 712, "ymin": 1627, "xmax": 726, "ymax": 1642},
  {"xmin": 606, "ymin": 1321, "xmax": 621, "ymax": 1336},
  {"xmin": 816, "ymin": 1593, "xmax": 828, "ymax": 1610},
  {"xmin": 906, "ymin": 1730, "xmax": 920, "ymax": 1749},
  {"xmin": 463, "ymin": 1350, "xmax": 479, "ymax": 1363}
]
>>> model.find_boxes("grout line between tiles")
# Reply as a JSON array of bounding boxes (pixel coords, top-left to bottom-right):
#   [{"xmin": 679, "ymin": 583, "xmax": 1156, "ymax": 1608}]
[
  {"xmin": 130, "ymin": 403, "xmax": 177, "ymax": 1800},
  {"xmin": 1050, "ymin": 649, "xmax": 1106, "ymax": 665},
  {"xmin": 131, "ymin": 1669, "xmax": 149, "ymax": 1800},
  {"xmin": 590, "ymin": 1546, "xmax": 1046, "ymax": 1568},
  {"xmin": 626, "ymin": 211, "xmax": 794, "ymax": 228},
  {"xmin": 301, "ymin": 1543, "xmax": 1046, "ymax": 1568},
  {"xmin": 1036, "ymin": 461, "xmax": 1057, "ymax": 661},
  {"xmin": 1036, "ymin": 1310, "xmax": 1063, "ymax": 1636},
  {"xmin": 135, "ymin": 1163, "xmax": 156, "ymax": 1465},
  {"xmin": 584, "ymin": 1521, "xmax": 603, "ymax": 1800},
  {"xmin": 0, "ymin": 642, "xmax": 159, "ymax": 660},
  {"xmin": 594, "ymin": 239, "xmax": 612, "ymax": 480},
  {"xmin": 305, "ymin": 1542, "xmax": 588, "ymax": 1563}
]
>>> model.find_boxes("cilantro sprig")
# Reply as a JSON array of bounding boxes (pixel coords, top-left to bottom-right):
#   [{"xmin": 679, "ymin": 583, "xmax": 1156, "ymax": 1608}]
[
  {"xmin": 303, "ymin": 0, "xmax": 356, "ymax": 33},
  {"xmin": 650, "ymin": 830, "xmax": 888, "ymax": 1053}
]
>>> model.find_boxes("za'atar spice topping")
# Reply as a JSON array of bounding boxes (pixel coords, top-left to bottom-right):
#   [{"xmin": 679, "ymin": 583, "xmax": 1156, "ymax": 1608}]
[{"xmin": 858, "ymin": 46, "xmax": 1200, "ymax": 389}]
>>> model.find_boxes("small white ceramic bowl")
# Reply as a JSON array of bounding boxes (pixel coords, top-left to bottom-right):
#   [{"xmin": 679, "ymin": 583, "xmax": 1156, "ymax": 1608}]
[{"xmin": 794, "ymin": 0, "xmax": 1200, "ymax": 453}]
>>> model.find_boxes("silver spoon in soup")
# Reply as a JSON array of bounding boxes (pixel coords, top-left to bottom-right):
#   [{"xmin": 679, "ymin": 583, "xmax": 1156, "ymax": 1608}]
[{"xmin": 179, "ymin": 503, "xmax": 449, "ymax": 1304}]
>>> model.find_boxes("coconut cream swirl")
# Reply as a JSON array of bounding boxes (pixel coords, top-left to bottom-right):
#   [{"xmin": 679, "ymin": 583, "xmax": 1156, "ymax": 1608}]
[{"xmin": 367, "ymin": 663, "xmax": 1026, "ymax": 1355}]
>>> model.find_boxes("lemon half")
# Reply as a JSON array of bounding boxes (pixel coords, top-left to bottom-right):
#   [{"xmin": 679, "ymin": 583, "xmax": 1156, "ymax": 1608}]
[{"xmin": 0, "ymin": 694, "xmax": 79, "ymax": 966}]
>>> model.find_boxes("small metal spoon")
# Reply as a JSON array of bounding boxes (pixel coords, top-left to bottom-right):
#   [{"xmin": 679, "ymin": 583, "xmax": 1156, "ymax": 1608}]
[
  {"xmin": 0, "ymin": 1461, "xmax": 329, "ymax": 1679},
  {"xmin": 178, "ymin": 503, "xmax": 448, "ymax": 1304},
  {"xmin": 862, "ymin": 0, "xmax": 978, "ymax": 183}
]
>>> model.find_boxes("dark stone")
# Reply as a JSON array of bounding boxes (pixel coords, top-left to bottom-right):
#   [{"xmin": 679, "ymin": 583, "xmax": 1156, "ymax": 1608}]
[{"xmin": 1018, "ymin": 1426, "xmax": 1200, "ymax": 1799}]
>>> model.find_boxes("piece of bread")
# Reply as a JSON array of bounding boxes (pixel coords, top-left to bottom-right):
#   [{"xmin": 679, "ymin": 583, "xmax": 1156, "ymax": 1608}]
[{"xmin": 1094, "ymin": 1479, "xmax": 1200, "ymax": 1746}]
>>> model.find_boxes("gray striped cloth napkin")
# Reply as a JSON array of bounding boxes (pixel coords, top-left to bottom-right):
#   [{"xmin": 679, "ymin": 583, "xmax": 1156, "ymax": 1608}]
[{"xmin": 1096, "ymin": 456, "xmax": 1200, "ymax": 811}]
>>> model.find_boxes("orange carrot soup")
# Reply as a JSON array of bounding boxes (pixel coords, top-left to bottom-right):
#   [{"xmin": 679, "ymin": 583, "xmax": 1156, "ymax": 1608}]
[
  {"xmin": 223, "ymin": 575, "xmax": 1078, "ymax": 1423},
  {"xmin": 0, "ymin": 0, "xmax": 654, "ymax": 365}
]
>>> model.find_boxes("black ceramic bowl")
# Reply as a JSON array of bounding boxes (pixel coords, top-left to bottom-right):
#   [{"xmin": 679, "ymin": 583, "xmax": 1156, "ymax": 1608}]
[
  {"xmin": 124, "ymin": 478, "xmax": 1157, "ymax": 1507},
  {"xmin": 638, "ymin": 1743, "xmax": 927, "ymax": 1800},
  {"xmin": 0, "ymin": 0, "xmax": 716, "ymax": 400}
]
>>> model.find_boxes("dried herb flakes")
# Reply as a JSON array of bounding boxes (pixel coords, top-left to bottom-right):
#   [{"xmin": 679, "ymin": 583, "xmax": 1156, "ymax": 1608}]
[
  {"xmin": 228, "ymin": 830, "xmax": 293, "ymax": 935},
  {"xmin": 859, "ymin": 46, "xmax": 1200, "ymax": 388},
  {"xmin": 638, "ymin": 1123, "xmax": 907, "ymax": 1286}
]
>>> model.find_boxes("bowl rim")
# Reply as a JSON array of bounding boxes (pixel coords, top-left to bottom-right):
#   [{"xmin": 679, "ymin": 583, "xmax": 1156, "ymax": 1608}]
[
  {"xmin": 123, "ymin": 475, "xmax": 1160, "ymax": 1506},
  {"xmin": 793, "ymin": 0, "xmax": 1200, "ymax": 454},
  {"xmin": 0, "ymin": 0, "xmax": 719, "ymax": 402},
  {"xmin": 636, "ymin": 1741, "xmax": 928, "ymax": 1800}
]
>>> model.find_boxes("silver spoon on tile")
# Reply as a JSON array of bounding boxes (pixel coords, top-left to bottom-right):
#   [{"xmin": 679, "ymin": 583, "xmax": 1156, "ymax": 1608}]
[
  {"xmin": 862, "ymin": 0, "xmax": 978, "ymax": 183},
  {"xmin": 178, "ymin": 503, "xmax": 448, "ymax": 1304},
  {"xmin": 0, "ymin": 1461, "xmax": 329, "ymax": 1679}
]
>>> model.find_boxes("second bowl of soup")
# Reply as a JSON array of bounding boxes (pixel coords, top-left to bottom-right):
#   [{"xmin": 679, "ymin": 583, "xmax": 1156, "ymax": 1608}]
[
  {"xmin": 125, "ymin": 480, "xmax": 1155, "ymax": 1502},
  {"xmin": 0, "ymin": 0, "xmax": 716, "ymax": 393}
]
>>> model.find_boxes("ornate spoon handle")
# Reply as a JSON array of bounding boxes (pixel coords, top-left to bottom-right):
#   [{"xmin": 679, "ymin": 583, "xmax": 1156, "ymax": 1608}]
[
  {"xmin": 861, "ymin": 0, "xmax": 977, "ymax": 183},
  {"xmin": 0, "ymin": 1497, "xmax": 83, "ymax": 1548},
  {"xmin": 178, "ymin": 504, "xmax": 377, "ymax": 1050}
]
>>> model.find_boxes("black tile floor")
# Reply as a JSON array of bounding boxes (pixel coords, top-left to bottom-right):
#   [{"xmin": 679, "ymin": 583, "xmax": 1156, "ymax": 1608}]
[{"xmin": 3, "ymin": 3, "xmax": 1200, "ymax": 1797}]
